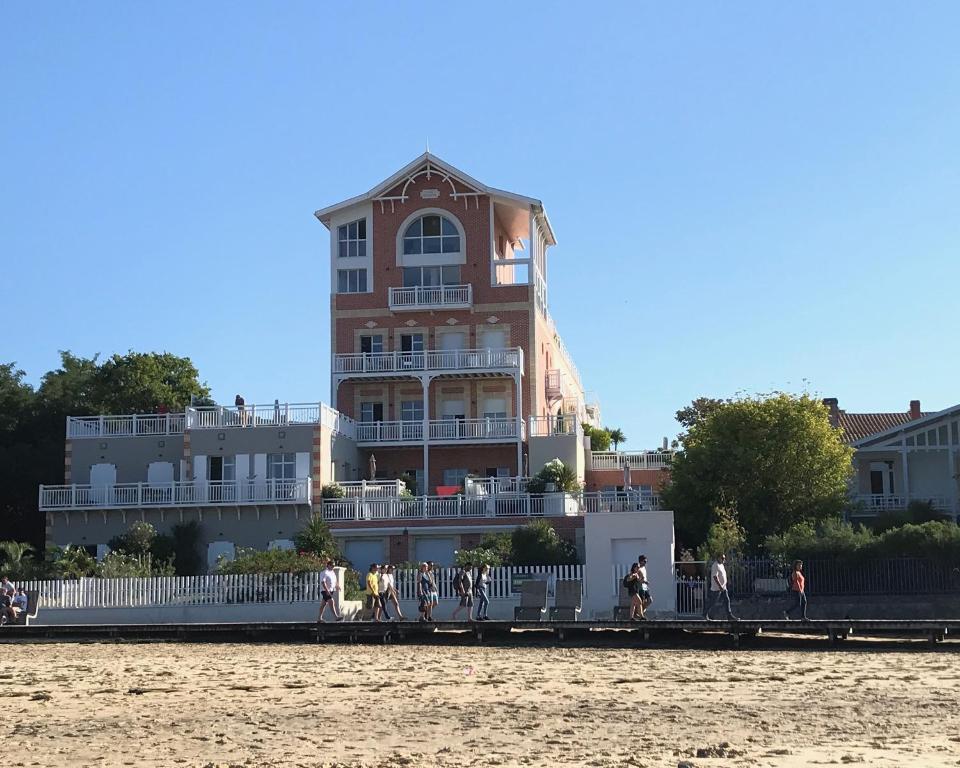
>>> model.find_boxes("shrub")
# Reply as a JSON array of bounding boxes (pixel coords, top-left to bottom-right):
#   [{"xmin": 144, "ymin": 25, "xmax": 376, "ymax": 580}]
[
  {"xmin": 293, "ymin": 515, "xmax": 342, "ymax": 562},
  {"xmin": 455, "ymin": 546, "xmax": 505, "ymax": 568},
  {"xmin": 696, "ymin": 508, "xmax": 746, "ymax": 560},
  {"xmin": 510, "ymin": 520, "xmax": 579, "ymax": 565},
  {"xmin": 582, "ymin": 424, "xmax": 611, "ymax": 452},
  {"xmin": 217, "ymin": 548, "xmax": 327, "ymax": 575},
  {"xmin": 320, "ymin": 483, "xmax": 346, "ymax": 499},
  {"xmin": 526, "ymin": 459, "xmax": 581, "ymax": 494}
]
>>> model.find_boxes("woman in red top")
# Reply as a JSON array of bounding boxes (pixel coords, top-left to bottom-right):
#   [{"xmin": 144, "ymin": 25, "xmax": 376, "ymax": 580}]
[{"xmin": 785, "ymin": 560, "xmax": 808, "ymax": 621}]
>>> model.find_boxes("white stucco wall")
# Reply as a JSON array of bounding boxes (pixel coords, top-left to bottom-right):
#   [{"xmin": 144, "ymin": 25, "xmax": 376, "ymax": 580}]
[{"xmin": 583, "ymin": 510, "xmax": 675, "ymax": 619}]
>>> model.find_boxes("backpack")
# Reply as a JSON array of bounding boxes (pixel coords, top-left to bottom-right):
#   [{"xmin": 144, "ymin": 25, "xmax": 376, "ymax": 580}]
[
  {"xmin": 622, "ymin": 573, "xmax": 633, "ymax": 588},
  {"xmin": 452, "ymin": 571, "xmax": 464, "ymax": 594}
]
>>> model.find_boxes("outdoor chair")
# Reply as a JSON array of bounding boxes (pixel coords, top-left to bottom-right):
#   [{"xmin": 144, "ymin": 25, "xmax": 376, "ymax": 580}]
[
  {"xmin": 513, "ymin": 579, "xmax": 549, "ymax": 621},
  {"xmin": 549, "ymin": 579, "xmax": 582, "ymax": 621},
  {"xmin": 10, "ymin": 591, "xmax": 40, "ymax": 626}
]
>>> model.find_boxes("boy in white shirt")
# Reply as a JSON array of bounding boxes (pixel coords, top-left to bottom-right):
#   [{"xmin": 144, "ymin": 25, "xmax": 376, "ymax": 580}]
[
  {"xmin": 705, "ymin": 554, "xmax": 737, "ymax": 620},
  {"xmin": 318, "ymin": 560, "xmax": 342, "ymax": 622}
]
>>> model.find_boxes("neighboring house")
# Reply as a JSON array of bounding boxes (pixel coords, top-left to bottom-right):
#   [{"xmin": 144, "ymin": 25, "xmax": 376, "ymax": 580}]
[
  {"xmin": 824, "ymin": 397, "xmax": 960, "ymax": 520},
  {"xmin": 39, "ymin": 153, "xmax": 672, "ymax": 569}
]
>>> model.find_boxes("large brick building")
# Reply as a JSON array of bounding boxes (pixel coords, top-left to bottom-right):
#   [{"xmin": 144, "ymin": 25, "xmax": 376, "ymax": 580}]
[{"xmin": 40, "ymin": 154, "xmax": 673, "ymax": 568}]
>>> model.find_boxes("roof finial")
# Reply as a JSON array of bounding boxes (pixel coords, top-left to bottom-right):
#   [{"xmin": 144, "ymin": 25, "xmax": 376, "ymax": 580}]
[{"xmin": 425, "ymin": 136, "xmax": 430, "ymax": 155}]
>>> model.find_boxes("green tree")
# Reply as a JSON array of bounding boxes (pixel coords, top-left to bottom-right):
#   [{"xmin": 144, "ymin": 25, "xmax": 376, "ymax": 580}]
[
  {"xmin": 582, "ymin": 423, "xmax": 611, "ymax": 452},
  {"xmin": 0, "ymin": 541, "xmax": 38, "ymax": 578},
  {"xmin": 695, "ymin": 508, "xmax": 746, "ymax": 560},
  {"xmin": 526, "ymin": 458, "xmax": 581, "ymax": 493},
  {"xmin": 607, "ymin": 427, "xmax": 627, "ymax": 451},
  {"xmin": 510, "ymin": 520, "xmax": 579, "ymax": 565},
  {"xmin": 663, "ymin": 393, "xmax": 853, "ymax": 548},
  {"xmin": 49, "ymin": 545, "xmax": 98, "ymax": 579},
  {"xmin": 92, "ymin": 352, "xmax": 210, "ymax": 413}
]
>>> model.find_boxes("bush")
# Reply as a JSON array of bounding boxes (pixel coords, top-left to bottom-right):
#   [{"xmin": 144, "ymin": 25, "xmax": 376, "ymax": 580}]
[
  {"xmin": 107, "ymin": 521, "xmax": 175, "ymax": 574},
  {"xmin": 526, "ymin": 459, "xmax": 581, "ymax": 494},
  {"xmin": 455, "ymin": 546, "xmax": 505, "ymax": 568},
  {"xmin": 218, "ymin": 548, "xmax": 327, "ymax": 575},
  {"xmin": 320, "ymin": 483, "xmax": 346, "ymax": 499},
  {"xmin": 765, "ymin": 519, "xmax": 960, "ymax": 564},
  {"xmin": 582, "ymin": 424, "xmax": 611, "ymax": 452},
  {"xmin": 510, "ymin": 520, "xmax": 579, "ymax": 565},
  {"xmin": 696, "ymin": 508, "xmax": 746, "ymax": 560}
]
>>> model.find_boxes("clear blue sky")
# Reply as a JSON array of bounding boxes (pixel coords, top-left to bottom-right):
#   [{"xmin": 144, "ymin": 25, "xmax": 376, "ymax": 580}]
[{"xmin": 3, "ymin": 3, "xmax": 959, "ymax": 446}]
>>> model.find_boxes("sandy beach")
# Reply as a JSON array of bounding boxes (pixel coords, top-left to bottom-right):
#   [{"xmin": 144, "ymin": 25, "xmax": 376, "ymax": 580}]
[{"xmin": 9, "ymin": 639, "xmax": 960, "ymax": 767}]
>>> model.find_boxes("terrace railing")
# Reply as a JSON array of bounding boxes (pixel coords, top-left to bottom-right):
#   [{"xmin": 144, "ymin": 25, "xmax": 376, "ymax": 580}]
[
  {"xmin": 320, "ymin": 492, "xmax": 581, "ymax": 522},
  {"xmin": 588, "ymin": 451, "xmax": 674, "ymax": 471},
  {"xmin": 332, "ymin": 347, "xmax": 523, "ymax": 376},
  {"xmin": 67, "ymin": 413, "xmax": 186, "ymax": 438},
  {"xmin": 39, "ymin": 478, "xmax": 312, "ymax": 511},
  {"xmin": 355, "ymin": 418, "xmax": 523, "ymax": 444},
  {"xmin": 388, "ymin": 284, "xmax": 472, "ymax": 310}
]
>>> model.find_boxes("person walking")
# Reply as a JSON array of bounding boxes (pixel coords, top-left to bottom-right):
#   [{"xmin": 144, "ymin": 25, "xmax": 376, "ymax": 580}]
[
  {"xmin": 318, "ymin": 560, "xmax": 342, "ymax": 622},
  {"xmin": 426, "ymin": 561, "xmax": 439, "ymax": 616},
  {"xmin": 475, "ymin": 563, "xmax": 491, "ymax": 621},
  {"xmin": 377, "ymin": 564, "xmax": 392, "ymax": 621},
  {"xmin": 417, "ymin": 562, "xmax": 433, "ymax": 622},
  {"xmin": 785, "ymin": 560, "xmax": 809, "ymax": 621},
  {"xmin": 451, "ymin": 564, "xmax": 474, "ymax": 621},
  {"xmin": 637, "ymin": 554, "xmax": 653, "ymax": 614},
  {"xmin": 383, "ymin": 565, "xmax": 404, "ymax": 621},
  {"xmin": 623, "ymin": 563, "xmax": 645, "ymax": 621},
  {"xmin": 365, "ymin": 563, "xmax": 382, "ymax": 622},
  {"xmin": 705, "ymin": 554, "xmax": 738, "ymax": 621}
]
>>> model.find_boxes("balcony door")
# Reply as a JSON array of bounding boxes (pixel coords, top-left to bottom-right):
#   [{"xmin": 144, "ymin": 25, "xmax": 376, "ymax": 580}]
[
  {"xmin": 438, "ymin": 331, "xmax": 465, "ymax": 368},
  {"xmin": 89, "ymin": 463, "xmax": 117, "ymax": 506},
  {"xmin": 440, "ymin": 400, "xmax": 466, "ymax": 439},
  {"xmin": 399, "ymin": 333, "xmax": 424, "ymax": 369},
  {"xmin": 869, "ymin": 461, "xmax": 895, "ymax": 497},
  {"xmin": 208, "ymin": 456, "xmax": 237, "ymax": 502}
]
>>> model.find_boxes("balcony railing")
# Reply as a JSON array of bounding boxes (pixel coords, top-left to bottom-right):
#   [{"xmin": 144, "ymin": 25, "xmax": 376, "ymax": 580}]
[
  {"xmin": 588, "ymin": 451, "xmax": 674, "ymax": 471},
  {"xmin": 333, "ymin": 347, "xmax": 523, "ymax": 377},
  {"xmin": 849, "ymin": 494, "xmax": 956, "ymax": 516},
  {"xmin": 67, "ymin": 413, "xmax": 187, "ymax": 439},
  {"xmin": 66, "ymin": 403, "xmax": 355, "ymax": 439},
  {"xmin": 528, "ymin": 414, "xmax": 580, "ymax": 437},
  {"xmin": 39, "ymin": 479, "xmax": 312, "ymax": 511},
  {"xmin": 388, "ymin": 284, "xmax": 472, "ymax": 311},
  {"xmin": 355, "ymin": 418, "xmax": 524, "ymax": 445},
  {"xmin": 319, "ymin": 490, "xmax": 660, "ymax": 522}
]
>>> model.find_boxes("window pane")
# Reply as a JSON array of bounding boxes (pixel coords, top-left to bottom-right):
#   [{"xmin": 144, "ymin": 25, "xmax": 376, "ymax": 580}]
[
  {"xmin": 403, "ymin": 267, "xmax": 420, "ymax": 287},
  {"xmin": 405, "ymin": 219, "xmax": 421, "ymax": 237},
  {"xmin": 338, "ymin": 241, "xmax": 348, "ymax": 258},
  {"xmin": 358, "ymin": 270, "xmax": 367, "ymax": 292},
  {"xmin": 422, "ymin": 266, "xmax": 441, "ymax": 285},
  {"xmin": 357, "ymin": 219, "xmax": 366, "ymax": 239},
  {"xmin": 441, "ymin": 217, "xmax": 457, "ymax": 236},
  {"xmin": 358, "ymin": 240, "xmax": 366, "ymax": 257},
  {"xmin": 441, "ymin": 265, "xmax": 460, "ymax": 284},
  {"xmin": 338, "ymin": 271, "xmax": 348, "ymax": 292},
  {"xmin": 403, "ymin": 238, "xmax": 421, "ymax": 255},
  {"xmin": 348, "ymin": 241, "xmax": 357, "ymax": 258},
  {"xmin": 348, "ymin": 271, "xmax": 358, "ymax": 291},
  {"xmin": 422, "ymin": 216, "xmax": 441, "ymax": 236},
  {"xmin": 442, "ymin": 236, "xmax": 460, "ymax": 253},
  {"xmin": 423, "ymin": 236, "xmax": 442, "ymax": 254},
  {"xmin": 348, "ymin": 222, "xmax": 357, "ymax": 239},
  {"xmin": 338, "ymin": 225, "xmax": 347, "ymax": 241}
]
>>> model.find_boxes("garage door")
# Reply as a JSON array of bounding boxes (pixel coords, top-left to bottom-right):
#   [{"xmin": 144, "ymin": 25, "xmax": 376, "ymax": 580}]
[
  {"xmin": 344, "ymin": 539, "xmax": 386, "ymax": 569},
  {"xmin": 414, "ymin": 537, "xmax": 456, "ymax": 566}
]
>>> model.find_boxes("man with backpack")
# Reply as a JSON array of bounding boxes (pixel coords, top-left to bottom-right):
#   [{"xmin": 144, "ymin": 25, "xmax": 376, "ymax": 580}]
[{"xmin": 451, "ymin": 564, "xmax": 474, "ymax": 621}]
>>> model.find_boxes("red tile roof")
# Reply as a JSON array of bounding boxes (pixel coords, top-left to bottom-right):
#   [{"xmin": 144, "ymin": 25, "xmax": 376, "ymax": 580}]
[{"xmin": 836, "ymin": 411, "xmax": 929, "ymax": 444}]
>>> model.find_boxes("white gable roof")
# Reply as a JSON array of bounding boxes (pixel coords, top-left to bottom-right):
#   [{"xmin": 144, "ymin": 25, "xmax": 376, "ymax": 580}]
[{"xmin": 313, "ymin": 152, "xmax": 557, "ymax": 245}]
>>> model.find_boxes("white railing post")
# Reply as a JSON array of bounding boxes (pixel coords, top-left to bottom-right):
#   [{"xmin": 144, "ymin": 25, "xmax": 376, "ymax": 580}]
[
  {"xmin": 98, "ymin": 415, "xmax": 105, "ymax": 436},
  {"xmin": 353, "ymin": 497, "xmax": 360, "ymax": 521},
  {"xmin": 137, "ymin": 482, "xmax": 142, "ymax": 506}
]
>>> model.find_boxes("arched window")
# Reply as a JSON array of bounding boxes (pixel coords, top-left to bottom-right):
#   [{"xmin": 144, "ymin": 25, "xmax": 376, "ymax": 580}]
[{"xmin": 403, "ymin": 214, "xmax": 461, "ymax": 255}]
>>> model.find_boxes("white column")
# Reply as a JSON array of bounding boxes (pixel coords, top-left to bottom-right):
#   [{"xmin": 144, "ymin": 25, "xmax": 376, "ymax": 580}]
[
  {"xmin": 901, "ymin": 444, "xmax": 910, "ymax": 500},
  {"xmin": 515, "ymin": 373, "xmax": 523, "ymax": 477},
  {"xmin": 422, "ymin": 375, "xmax": 430, "ymax": 496}
]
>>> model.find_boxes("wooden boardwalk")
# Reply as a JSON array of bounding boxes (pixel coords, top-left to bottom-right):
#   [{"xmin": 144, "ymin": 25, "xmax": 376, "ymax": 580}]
[{"xmin": 2, "ymin": 618, "xmax": 958, "ymax": 646}]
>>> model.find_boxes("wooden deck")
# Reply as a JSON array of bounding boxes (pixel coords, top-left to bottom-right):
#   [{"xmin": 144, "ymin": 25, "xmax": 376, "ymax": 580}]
[{"xmin": 1, "ymin": 618, "xmax": 958, "ymax": 646}]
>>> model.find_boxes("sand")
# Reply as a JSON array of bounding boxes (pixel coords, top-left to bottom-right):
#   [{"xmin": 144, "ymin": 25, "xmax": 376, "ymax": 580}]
[{"xmin": 9, "ymin": 639, "xmax": 960, "ymax": 767}]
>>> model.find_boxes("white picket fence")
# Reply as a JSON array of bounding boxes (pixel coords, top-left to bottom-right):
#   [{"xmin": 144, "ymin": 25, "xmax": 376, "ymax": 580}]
[{"xmin": 16, "ymin": 565, "xmax": 584, "ymax": 610}]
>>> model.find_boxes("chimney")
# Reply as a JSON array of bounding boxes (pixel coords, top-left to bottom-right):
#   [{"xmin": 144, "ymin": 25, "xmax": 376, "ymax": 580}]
[
  {"xmin": 822, "ymin": 397, "xmax": 840, "ymax": 426},
  {"xmin": 910, "ymin": 400, "xmax": 921, "ymax": 420}
]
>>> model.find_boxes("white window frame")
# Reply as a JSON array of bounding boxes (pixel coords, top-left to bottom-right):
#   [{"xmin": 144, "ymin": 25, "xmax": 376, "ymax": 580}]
[
  {"xmin": 401, "ymin": 400, "xmax": 424, "ymax": 423},
  {"xmin": 396, "ymin": 208, "xmax": 467, "ymax": 268},
  {"xmin": 402, "ymin": 265, "xmax": 462, "ymax": 287},
  {"xmin": 360, "ymin": 402, "xmax": 384, "ymax": 423},
  {"xmin": 402, "ymin": 214, "xmax": 461, "ymax": 256},
  {"xmin": 360, "ymin": 334, "xmax": 383, "ymax": 354},
  {"xmin": 337, "ymin": 218, "xmax": 367, "ymax": 258},
  {"xmin": 267, "ymin": 452, "xmax": 296, "ymax": 480},
  {"xmin": 337, "ymin": 268, "xmax": 368, "ymax": 293}
]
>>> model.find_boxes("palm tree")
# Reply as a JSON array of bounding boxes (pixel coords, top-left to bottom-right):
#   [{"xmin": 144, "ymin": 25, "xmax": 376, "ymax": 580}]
[
  {"xmin": 607, "ymin": 428, "xmax": 627, "ymax": 451},
  {"xmin": 0, "ymin": 541, "xmax": 36, "ymax": 575}
]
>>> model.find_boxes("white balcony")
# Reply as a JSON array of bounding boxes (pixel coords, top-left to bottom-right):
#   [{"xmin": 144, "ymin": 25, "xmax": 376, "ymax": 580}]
[
  {"xmin": 66, "ymin": 403, "xmax": 355, "ymax": 439},
  {"xmin": 528, "ymin": 414, "xmax": 580, "ymax": 437},
  {"xmin": 355, "ymin": 418, "xmax": 524, "ymax": 446},
  {"xmin": 388, "ymin": 284, "xmax": 472, "ymax": 311},
  {"xmin": 319, "ymin": 489, "xmax": 660, "ymax": 523},
  {"xmin": 332, "ymin": 347, "xmax": 523, "ymax": 378},
  {"xmin": 849, "ymin": 494, "xmax": 957, "ymax": 517},
  {"xmin": 39, "ymin": 479, "xmax": 312, "ymax": 511},
  {"xmin": 588, "ymin": 451, "xmax": 674, "ymax": 471}
]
